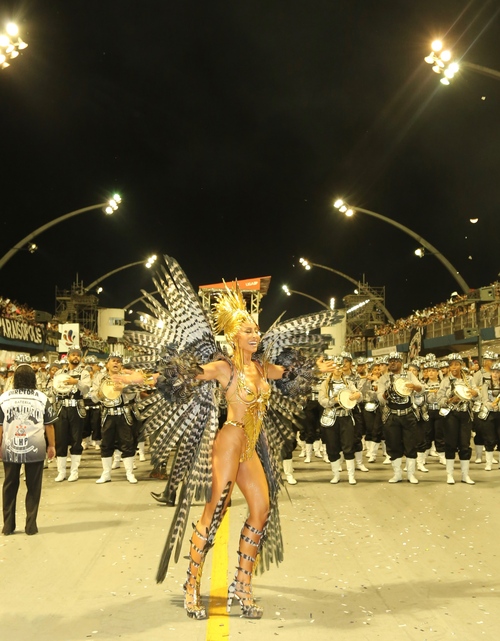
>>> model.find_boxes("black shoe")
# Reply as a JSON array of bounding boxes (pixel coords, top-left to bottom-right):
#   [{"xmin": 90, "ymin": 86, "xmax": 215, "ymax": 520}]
[{"xmin": 150, "ymin": 491, "xmax": 176, "ymax": 506}]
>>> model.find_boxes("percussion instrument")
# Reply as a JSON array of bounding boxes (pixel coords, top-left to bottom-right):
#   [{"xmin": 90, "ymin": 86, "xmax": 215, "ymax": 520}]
[
  {"xmin": 454, "ymin": 383, "xmax": 473, "ymax": 401},
  {"xmin": 394, "ymin": 377, "xmax": 412, "ymax": 397},
  {"xmin": 338, "ymin": 388, "xmax": 357, "ymax": 409},
  {"xmin": 99, "ymin": 376, "xmax": 122, "ymax": 401}
]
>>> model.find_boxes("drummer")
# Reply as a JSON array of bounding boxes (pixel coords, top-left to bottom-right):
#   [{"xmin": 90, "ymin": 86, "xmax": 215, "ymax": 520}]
[
  {"xmin": 91, "ymin": 353, "xmax": 139, "ymax": 484},
  {"xmin": 436, "ymin": 353, "xmax": 479, "ymax": 485},
  {"xmin": 377, "ymin": 352, "xmax": 423, "ymax": 484},
  {"xmin": 318, "ymin": 356, "xmax": 361, "ymax": 485}
]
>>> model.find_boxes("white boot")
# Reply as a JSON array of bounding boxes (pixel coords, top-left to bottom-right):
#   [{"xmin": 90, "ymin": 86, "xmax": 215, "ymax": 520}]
[
  {"xmin": 388, "ymin": 457, "xmax": 402, "ymax": 483},
  {"xmin": 81, "ymin": 436, "xmax": 90, "ymax": 450},
  {"xmin": 297, "ymin": 433, "xmax": 306, "ymax": 458},
  {"xmin": 460, "ymin": 459, "xmax": 475, "ymax": 485},
  {"xmin": 382, "ymin": 441, "xmax": 391, "ymax": 464},
  {"xmin": 112, "ymin": 450, "xmax": 122, "ymax": 469},
  {"xmin": 346, "ymin": 459, "xmax": 357, "ymax": 485},
  {"xmin": 417, "ymin": 452, "xmax": 428, "ymax": 473},
  {"xmin": 137, "ymin": 442, "xmax": 146, "ymax": 462},
  {"xmin": 355, "ymin": 451, "xmax": 369, "ymax": 472},
  {"xmin": 429, "ymin": 443, "xmax": 438, "ymax": 457},
  {"xmin": 446, "ymin": 459, "xmax": 455, "ymax": 484},
  {"xmin": 439, "ymin": 453, "xmax": 446, "ymax": 465},
  {"xmin": 124, "ymin": 457, "xmax": 138, "ymax": 483},
  {"xmin": 330, "ymin": 460, "xmax": 340, "ymax": 484},
  {"xmin": 485, "ymin": 450, "xmax": 493, "ymax": 471},
  {"xmin": 313, "ymin": 440, "xmax": 323, "ymax": 458},
  {"xmin": 475, "ymin": 445, "xmax": 484, "ymax": 463},
  {"xmin": 54, "ymin": 457, "xmax": 67, "ymax": 482},
  {"xmin": 406, "ymin": 458, "xmax": 419, "ymax": 484},
  {"xmin": 339, "ymin": 452, "xmax": 344, "ymax": 472},
  {"xmin": 323, "ymin": 445, "xmax": 330, "ymax": 463},
  {"xmin": 367, "ymin": 441, "xmax": 378, "ymax": 463},
  {"xmin": 283, "ymin": 459, "xmax": 297, "ymax": 485},
  {"xmin": 304, "ymin": 443, "xmax": 313, "ymax": 463},
  {"xmin": 96, "ymin": 457, "xmax": 112, "ymax": 484},
  {"xmin": 67, "ymin": 455, "xmax": 82, "ymax": 482}
]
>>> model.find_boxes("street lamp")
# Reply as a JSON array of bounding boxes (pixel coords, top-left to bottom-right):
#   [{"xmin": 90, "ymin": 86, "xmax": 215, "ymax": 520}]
[
  {"xmin": 333, "ymin": 199, "xmax": 470, "ymax": 293},
  {"xmin": 282, "ymin": 284, "xmax": 332, "ymax": 311},
  {"xmin": 83, "ymin": 255, "xmax": 157, "ymax": 293},
  {"xmin": 299, "ymin": 257, "xmax": 395, "ymax": 323},
  {"xmin": 0, "ymin": 22, "xmax": 28, "ymax": 70},
  {"xmin": 424, "ymin": 40, "xmax": 500, "ymax": 85},
  {"xmin": 0, "ymin": 195, "xmax": 122, "ymax": 270}
]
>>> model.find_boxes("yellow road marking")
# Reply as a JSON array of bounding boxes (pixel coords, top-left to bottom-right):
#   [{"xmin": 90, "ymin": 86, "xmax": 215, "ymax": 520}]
[{"xmin": 207, "ymin": 509, "xmax": 230, "ymax": 640}]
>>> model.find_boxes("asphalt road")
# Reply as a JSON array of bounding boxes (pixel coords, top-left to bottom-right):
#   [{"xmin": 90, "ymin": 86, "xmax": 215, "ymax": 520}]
[{"xmin": 1, "ymin": 446, "xmax": 499, "ymax": 641}]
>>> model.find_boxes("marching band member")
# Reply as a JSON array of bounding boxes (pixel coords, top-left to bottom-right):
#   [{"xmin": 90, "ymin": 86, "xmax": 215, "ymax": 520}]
[
  {"xmin": 437, "ymin": 354, "xmax": 479, "ymax": 485},
  {"xmin": 318, "ymin": 356, "xmax": 362, "ymax": 484},
  {"xmin": 377, "ymin": 352, "xmax": 423, "ymax": 484},
  {"xmin": 52, "ymin": 346, "xmax": 91, "ymax": 482}
]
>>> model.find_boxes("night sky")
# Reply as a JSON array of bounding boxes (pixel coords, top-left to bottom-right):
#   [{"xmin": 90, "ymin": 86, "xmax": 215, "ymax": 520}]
[{"xmin": 1, "ymin": 0, "xmax": 499, "ymax": 330}]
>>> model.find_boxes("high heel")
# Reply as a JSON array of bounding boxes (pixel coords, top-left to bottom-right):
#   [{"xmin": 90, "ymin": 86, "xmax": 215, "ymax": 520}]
[
  {"xmin": 226, "ymin": 521, "xmax": 264, "ymax": 619},
  {"xmin": 227, "ymin": 576, "xmax": 263, "ymax": 619},
  {"xmin": 183, "ymin": 526, "xmax": 209, "ymax": 620}
]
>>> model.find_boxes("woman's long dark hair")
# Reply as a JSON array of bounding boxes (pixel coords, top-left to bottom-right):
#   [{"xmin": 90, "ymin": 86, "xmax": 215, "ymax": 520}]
[{"xmin": 13, "ymin": 364, "xmax": 37, "ymax": 390}]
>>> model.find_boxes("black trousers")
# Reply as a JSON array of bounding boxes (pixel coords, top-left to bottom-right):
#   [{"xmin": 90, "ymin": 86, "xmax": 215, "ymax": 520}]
[
  {"xmin": 83, "ymin": 407, "xmax": 102, "ymax": 441},
  {"xmin": 443, "ymin": 410, "xmax": 472, "ymax": 460},
  {"xmin": 55, "ymin": 406, "xmax": 84, "ymax": 456},
  {"xmin": 363, "ymin": 408, "xmax": 383, "ymax": 442},
  {"xmin": 321, "ymin": 415, "xmax": 356, "ymax": 462},
  {"xmin": 426, "ymin": 409, "xmax": 445, "ymax": 452},
  {"xmin": 298, "ymin": 400, "xmax": 322, "ymax": 444},
  {"xmin": 384, "ymin": 411, "xmax": 418, "ymax": 459},
  {"xmin": 2, "ymin": 460, "xmax": 44, "ymax": 535},
  {"xmin": 480, "ymin": 413, "xmax": 500, "ymax": 451},
  {"xmin": 100, "ymin": 414, "xmax": 136, "ymax": 458}
]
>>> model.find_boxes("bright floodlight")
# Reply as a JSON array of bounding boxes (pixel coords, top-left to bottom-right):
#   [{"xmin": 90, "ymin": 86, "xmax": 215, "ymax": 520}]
[
  {"xmin": 470, "ymin": 218, "xmax": 479, "ymax": 224},
  {"xmin": 6, "ymin": 23, "xmax": 18, "ymax": 37},
  {"xmin": 282, "ymin": 285, "xmax": 291, "ymax": 296},
  {"xmin": 105, "ymin": 206, "xmax": 113, "ymax": 214},
  {"xmin": 339, "ymin": 205, "xmax": 347, "ymax": 213},
  {"xmin": 444, "ymin": 68, "xmax": 455, "ymax": 79},
  {"xmin": 96, "ymin": 287, "xmax": 103, "ymax": 294},
  {"xmin": 424, "ymin": 55, "xmax": 434, "ymax": 65},
  {"xmin": 440, "ymin": 50, "xmax": 452, "ymax": 62},
  {"xmin": 431, "ymin": 40, "xmax": 443, "ymax": 52},
  {"xmin": 113, "ymin": 194, "xmax": 121, "ymax": 203},
  {"xmin": 334, "ymin": 199, "xmax": 343, "ymax": 209},
  {"xmin": 345, "ymin": 208, "xmax": 354, "ymax": 217},
  {"xmin": 440, "ymin": 77, "xmax": 450, "ymax": 86},
  {"xmin": 330, "ymin": 297, "xmax": 335, "ymax": 310},
  {"xmin": 415, "ymin": 248, "xmax": 425, "ymax": 258}
]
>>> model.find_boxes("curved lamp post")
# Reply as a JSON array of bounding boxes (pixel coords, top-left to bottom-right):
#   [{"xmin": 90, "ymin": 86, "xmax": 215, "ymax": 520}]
[
  {"xmin": 299, "ymin": 257, "xmax": 395, "ymax": 324},
  {"xmin": 333, "ymin": 199, "xmax": 470, "ymax": 294},
  {"xmin": 84, "ymin": 255, "xmax": 157, "ymax": 293},
  {"xmin": 124, "ymin": 290, "xmax": 159, "ymax": 314},
  {"xmin": 282, "ymin": 284, "xmax": 333, "ymax": 311},
  {"xmin": 0, "ymin": 195, "xmax": 122, "ymax": 270}
]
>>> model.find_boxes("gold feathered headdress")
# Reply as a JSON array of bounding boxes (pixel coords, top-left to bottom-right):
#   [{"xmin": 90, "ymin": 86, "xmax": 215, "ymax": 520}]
[{"xmin": 213, "ymin": 281, "xmax": 254, "ymax": 346}]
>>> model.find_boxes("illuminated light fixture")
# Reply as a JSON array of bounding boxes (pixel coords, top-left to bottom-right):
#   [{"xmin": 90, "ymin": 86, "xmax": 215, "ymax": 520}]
[
  {"xmin": 330, "ymin": 297, "xmax": 335, "ymax": 310},
  {"xmin": 347, "ymin": 299, "xmax": 370, "ymax": 314},
  {"xmin": 415, "ymin": 247, "xmax": 425, "ymax": 258},
  {"xmin": 96, "ymin": 287, "xmax": 103, "ymax": 294},
  {"xmin": 345, "ymin": 208, "xmax": 354, "ymax": 217},
  {"xmin": 424, "ymin": 41, "xmax": 459, "ymax": 86},
  {"xmin": 103, "ymin": 195, "xmax": 121, "ymax": 215},
  {"xmin": 27, "ymin": 243, "xmax": 38, "ymax": 254},
  {"xmin": 145, "ymin": 254, "xmax": 157, "ymax": 268},
  {"xmin": 470, "ymin": 218, "xmax": 478, "ymax": 224},
  {"xmin": 0, "ymin": 22, "xmax": 28, "ymax": 70},
  {"xmin": 333, "ymin": 199, "xmax": 343, "ymax": 208},
  {"xmin": 299, "ymin": 257, "xmax": 312, "ymax": 270},
  {"xmin": 282, "ymin": 284, "xmax": 291, "ymax": 296}
]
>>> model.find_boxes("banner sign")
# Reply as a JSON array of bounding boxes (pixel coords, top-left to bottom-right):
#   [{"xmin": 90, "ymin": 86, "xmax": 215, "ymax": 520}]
[
  {"xmin": 0, "ymin": 317, "xmax": 44, "ymax": 344},
  {"xmin": 58, "ymin": 324, "xmax": 80, "ymax": 353}
]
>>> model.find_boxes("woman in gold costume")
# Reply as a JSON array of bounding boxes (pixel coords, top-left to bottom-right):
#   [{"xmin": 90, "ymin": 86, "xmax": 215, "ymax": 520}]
[{"xmin": 116, "ymin": 256, "xmax": 337, "ymax": 620}]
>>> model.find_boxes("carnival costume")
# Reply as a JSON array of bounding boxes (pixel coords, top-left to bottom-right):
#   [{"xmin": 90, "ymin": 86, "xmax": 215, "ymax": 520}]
[{"xmin": 124, "ymin": 256, "xmax": 339, "ymax": 618}]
